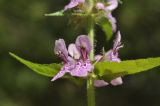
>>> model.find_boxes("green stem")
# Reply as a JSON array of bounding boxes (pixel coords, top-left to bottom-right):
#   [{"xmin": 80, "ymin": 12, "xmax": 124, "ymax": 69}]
[
  {"xmin": 87, "ymin": 75, "xmax": 95, "ymax": 106},
  {"xmin": 87, "ymin": 0, "xmax": 94, "ymax": 14},
  {"xmin": 88, "ymin": 19, "xmax": 94, "ymax": 60},
  {"xmin": 87, "ymin": 16, "xmax": 95, "ymax": 106}
]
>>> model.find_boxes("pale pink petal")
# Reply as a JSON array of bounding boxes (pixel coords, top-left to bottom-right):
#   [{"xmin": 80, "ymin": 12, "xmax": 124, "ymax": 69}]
[
  {"xmin": 68, "ymin": 43, "xmax": 81, "ymax": 59},
  {"xmin": 94, "ymin": 80, "xmax": 109, "ymax": 87},
  {"xmin": 95, "ymin": 55, "xmax": 102, "ymax": 61},
  {"xmin": 110, "ymin": 77, "xmax": 123, "ymax": 86},
  {"xmin": 106, "ymin": 0, "xmax": 118, "ymax": 11}
]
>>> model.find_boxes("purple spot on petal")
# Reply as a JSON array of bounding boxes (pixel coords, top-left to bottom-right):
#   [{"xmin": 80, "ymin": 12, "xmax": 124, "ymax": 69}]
[{"xmin": 70, "ymin": 60, "xmax": 92, "ymax": 77}]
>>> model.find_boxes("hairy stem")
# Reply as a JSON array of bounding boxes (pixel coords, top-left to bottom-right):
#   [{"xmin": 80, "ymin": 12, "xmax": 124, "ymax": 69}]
[{"xmin": 87, "ymin": 16, "xmax": 95, "ymax": 106}]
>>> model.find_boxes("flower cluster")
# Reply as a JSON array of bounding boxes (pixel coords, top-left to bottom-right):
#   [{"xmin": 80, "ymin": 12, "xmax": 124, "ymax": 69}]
[
  {"xmin": 52, "ymin": 35, "xmax": 93, "ymax": 81},
  {"xmin": 52, "ymin": 31, "xmax": 123, "ymax": 87},
  {"xmin": 64, "ymin": 0, "xmax": 119, "ymax": 32},
  {"xmin": 52, "ymin": 0, "xmax": 123, "ymax": 87}
]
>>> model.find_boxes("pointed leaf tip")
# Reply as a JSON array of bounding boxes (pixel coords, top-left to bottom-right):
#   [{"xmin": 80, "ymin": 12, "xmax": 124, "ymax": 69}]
[
  {"xmin": 9, "ymin": 52, "xmax": 62, "ymax": 77},
  {"xmin": 95, "ymin": 57, "xmax": 160, "ymax": 81},
  {"xmin": 45, "ymin": 10, "xmax": 65, "ymax": 16}
]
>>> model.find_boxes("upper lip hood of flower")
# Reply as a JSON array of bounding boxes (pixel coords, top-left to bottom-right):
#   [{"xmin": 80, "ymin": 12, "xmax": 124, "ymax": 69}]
[{"xmin": 75, "ymin": 35, "xmax": 92, "ymax": 60}]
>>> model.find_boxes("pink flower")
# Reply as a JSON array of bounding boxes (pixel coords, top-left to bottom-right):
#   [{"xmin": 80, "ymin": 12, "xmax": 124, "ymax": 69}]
[
  {"xmin": 94, "ymin": 31, "xmax": 123, "ymax": 87},
  {"xmin": 51, "ymin": 35, "xmax": 93, "ymax": 81},
  {"xmin": 64, "ymin": 0, "xmax": 85, "ymax": 11}
]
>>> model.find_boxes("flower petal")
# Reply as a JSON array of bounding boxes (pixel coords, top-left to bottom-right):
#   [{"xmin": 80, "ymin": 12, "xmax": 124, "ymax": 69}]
[
  {"xmin": 64, "ymin": 0, "xmax": 85, "ymax": 11},
  {"xmin": 51, "ymin": 70, "xmax": 66, "ymax": 81},
  {"xmin": 95, "ymin": 55, "xmax": 103, "ymax": 62},
  {"xmin": 106, "ymin": 0, "xmax": 118, "ymax": 11},
  {"xmin": 54, "ymin": 39, "xmax": 69, "ymax": 63},
  {"xmin": 107, "ymin": 13, "xmax": 117, "ymax": 32},
  {"xmin": 70, "ymin": 60, "xmax": 92, "ymax": 77},
  {"xmin": 51, "ymin": 63, "xmax": 75, "ymax": 81},
  {"xmin": 104, "ymin": 31, "xmax": 123, "ymax": 62},
  {"xmin": 94, "ymin": 80, "xmax": 109, "ymax": 87},
  {"xmin": 75, "ymin": 35, "xmax": 92, "ymax": 60},
  {"xmin": 110, "ymin": 77, "xmax": 123, "ymax": 86},
  {"xmin": 68, "ymin": 43, "xmax": 80, "ymax": 59},
  {"xmin": 113, "ymin": 31, "xmax": 122, "ymax": 49},
  {"xmin": 105, "ymin": 50, "xmax": 121, "ymax": 62}
]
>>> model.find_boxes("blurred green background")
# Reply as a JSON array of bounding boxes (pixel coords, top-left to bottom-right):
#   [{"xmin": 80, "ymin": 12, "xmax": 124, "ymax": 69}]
[{"xmin": 0, "ymin": 0, "xmax": 160, "ymax": 106}]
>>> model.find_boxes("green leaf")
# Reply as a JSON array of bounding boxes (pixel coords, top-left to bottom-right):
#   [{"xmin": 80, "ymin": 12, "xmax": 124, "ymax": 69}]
[
  {"xmin": 96, "ymin": 17, "xmax": 113, "ymax": 41},
  {"xmin": 45, "ymin": 10, "xmax": 88, "ymax": 17},
  {"xmin": 95, "ymin": 57, "xmax": 160, "ymax": 81},
  {"xmin": 9, "ymin": 52, "xmax": 62, "ymax": 77},
  {"xmin": 45, "ymin": 10, "xmax": 65, "ymax": 16}
]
